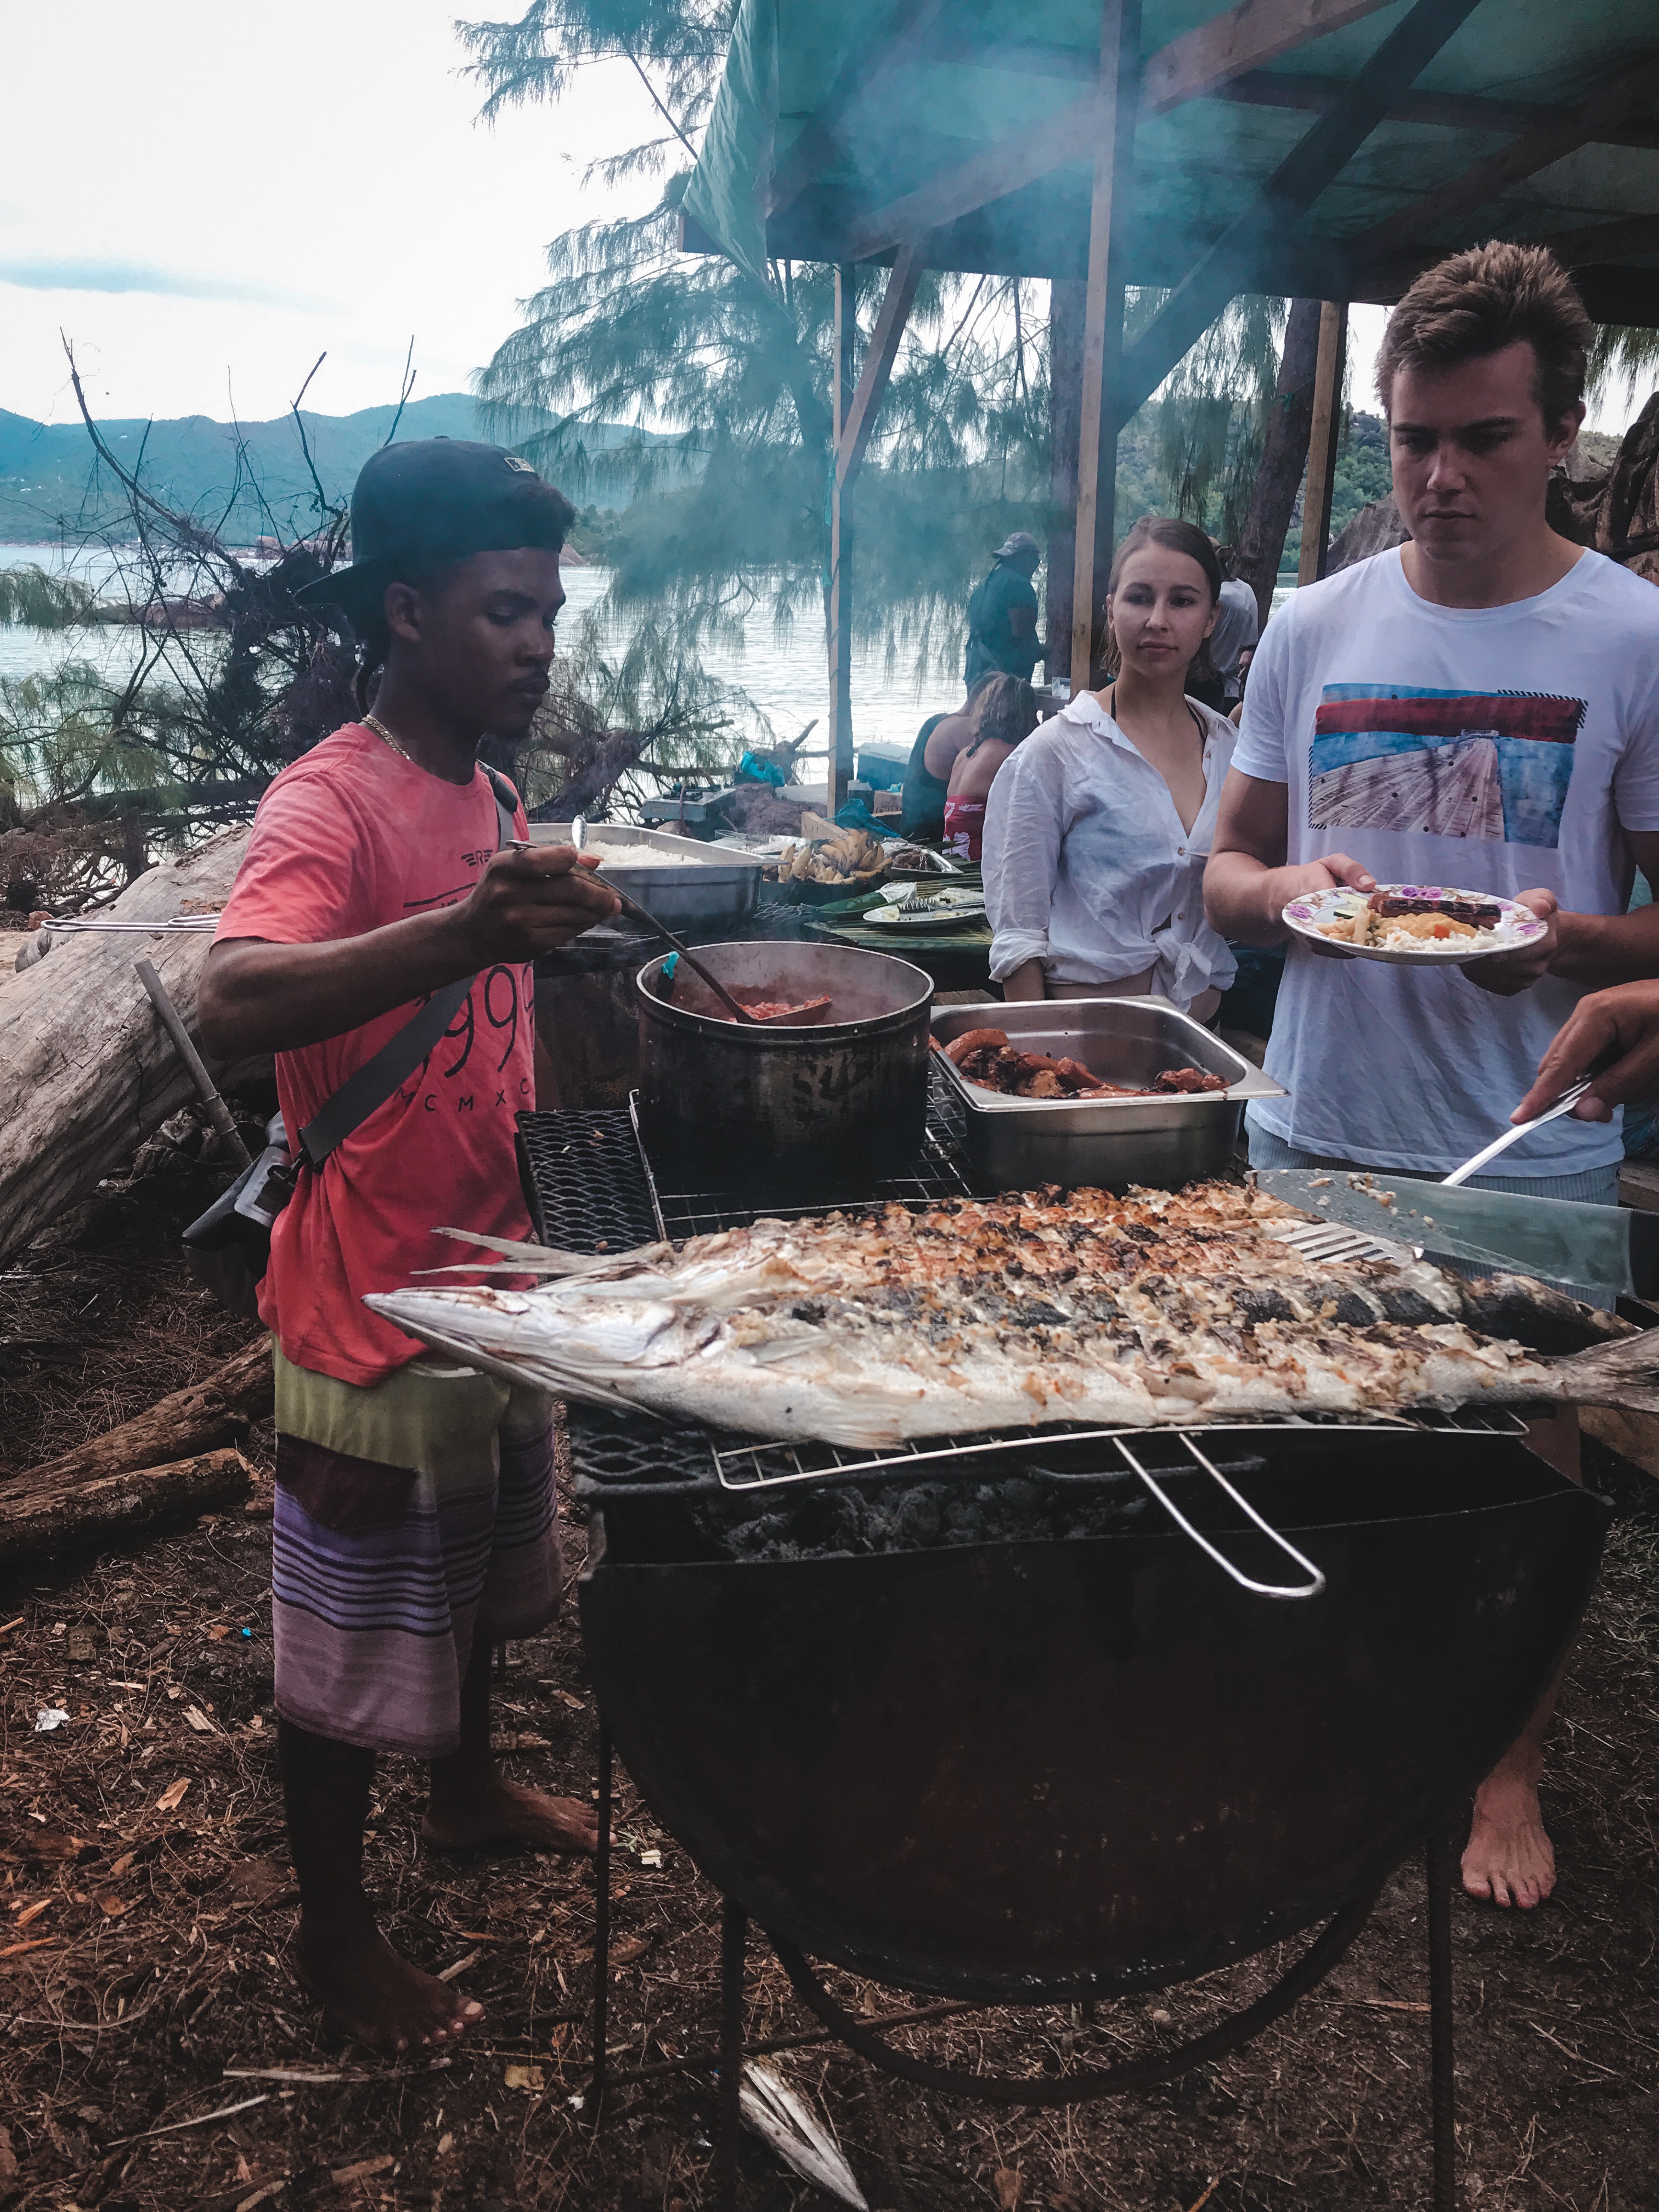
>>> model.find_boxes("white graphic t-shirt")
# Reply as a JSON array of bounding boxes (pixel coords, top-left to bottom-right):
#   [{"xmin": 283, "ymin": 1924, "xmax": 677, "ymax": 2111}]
[{"xmin": 1231, "ymin": 546, "xmax": 1659, "ymax": 1176}]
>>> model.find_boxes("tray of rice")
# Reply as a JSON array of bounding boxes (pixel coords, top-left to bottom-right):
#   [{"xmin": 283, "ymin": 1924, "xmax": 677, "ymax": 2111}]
[{"xmin": 527, "ymin": 822, "xmax": 763, "ymax": 931}]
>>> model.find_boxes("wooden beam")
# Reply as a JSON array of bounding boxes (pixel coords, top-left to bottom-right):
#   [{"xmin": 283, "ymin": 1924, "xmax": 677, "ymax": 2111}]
[
  {"xmin": 1073, "ymin": 0, "xmax": 1141, "ymax": 698},
  {"xmin": 917, "ymin": 38, "xmax": 1659, "ymax": 155},
  {"xmin": 1046, "ymin": 279, "xmax": 1085, "ymax": 685},
  {"xmin": 1298, "ymin": 301, "xmax": 1347, "ymax": 588},
  {"xmin": 1359, "ymin": 212, "xmax": 1659, "ymax": 303},
  {"xmin": 843, "ymin": 91, "xmax": 1096, "ymax": 263},
  {"xmin": 840, "ymin": 0, "xmax": 1400, "ymax": 266},
  {"xmin": 1113, "ymin": 0, "xmax": 1483, "ymax": 428},
  {"xmin": 1550, "ymin": 212, "xmax": 1659, "ymax": 269},
  {"xmin": 1214, "ymin": 68, "xmax": 1659, "ymax": 151},
  {"xmin": 1141, "ymin": 0, "xmax": 1398, "ymax": 115},
  {"xmin": 828, "ymin": 265, "xmax": 858, "ymax": 817},
  {"xmin": 769, "ymin": 0, "xmax": 946, "ymax": 221},
  {"xmin": 1351, "ymin": 51, "xmax": 1659, "ymax": 273},
  {"xmin": 835, "ymin": 240, "xmax": 927, "ymax": 491}
]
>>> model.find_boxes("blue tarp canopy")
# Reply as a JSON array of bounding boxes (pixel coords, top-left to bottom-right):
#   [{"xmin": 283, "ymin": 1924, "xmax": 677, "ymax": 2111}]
[{"xmin": 683, "ymin": 0, "xmax": 1659, "ymax": 325}]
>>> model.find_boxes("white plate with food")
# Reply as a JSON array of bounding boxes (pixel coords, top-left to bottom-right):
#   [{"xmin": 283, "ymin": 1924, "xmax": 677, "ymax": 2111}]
[
  {"xmin": 1281, "ymin": 883, "xmax": 1547, "ymax": 965},
  {"xmin": 864, "ymin": 891, "xmax": 987, "ymax": 931}
]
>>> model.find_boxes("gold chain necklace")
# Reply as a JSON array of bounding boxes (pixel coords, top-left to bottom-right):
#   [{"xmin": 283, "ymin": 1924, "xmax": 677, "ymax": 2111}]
[{"xmin": 363, "ymin": 711, "xmax": 415, "ymax": 762}]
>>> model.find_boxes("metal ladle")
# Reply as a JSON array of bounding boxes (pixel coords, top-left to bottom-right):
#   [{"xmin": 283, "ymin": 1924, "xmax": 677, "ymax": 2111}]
[{"xmin": 566, "ymin": 813, "xmax": 765, "ymax": 1026}]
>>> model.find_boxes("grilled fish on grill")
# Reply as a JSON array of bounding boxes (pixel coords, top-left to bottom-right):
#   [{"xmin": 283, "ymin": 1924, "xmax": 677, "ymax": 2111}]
[{"xmin": 365, "ymin": 1182, "xmax": 1659, "ymax": 1447}]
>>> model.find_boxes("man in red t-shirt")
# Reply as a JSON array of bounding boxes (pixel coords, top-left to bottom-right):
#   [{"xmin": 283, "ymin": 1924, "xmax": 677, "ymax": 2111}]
[{"xmin": 200, "ymin": 440, "xmax": 620, "ymax": 2054}]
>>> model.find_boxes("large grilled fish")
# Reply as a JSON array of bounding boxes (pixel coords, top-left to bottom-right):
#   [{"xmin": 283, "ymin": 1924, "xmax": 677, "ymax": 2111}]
[{"xmin": 365, "ymin": 1182, "xmax": 1659, "ymax": 1447}]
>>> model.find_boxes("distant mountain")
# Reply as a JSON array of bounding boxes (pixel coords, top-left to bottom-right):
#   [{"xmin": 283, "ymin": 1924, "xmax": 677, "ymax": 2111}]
[{"xmin": 0, "ymin": 393, "xmax": 689, "ymax": 543}]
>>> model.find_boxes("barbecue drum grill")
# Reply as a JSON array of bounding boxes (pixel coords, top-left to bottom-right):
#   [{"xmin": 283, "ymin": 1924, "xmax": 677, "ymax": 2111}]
[{"xmin": 581, "ymin": 1427, "xmax": 1606, "ymax": 2002}]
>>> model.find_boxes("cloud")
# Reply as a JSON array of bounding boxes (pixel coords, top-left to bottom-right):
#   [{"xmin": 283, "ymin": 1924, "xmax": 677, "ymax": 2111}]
[{"xmin": 0, "ymin": 256, "xmax": 320, "ymax": 308}]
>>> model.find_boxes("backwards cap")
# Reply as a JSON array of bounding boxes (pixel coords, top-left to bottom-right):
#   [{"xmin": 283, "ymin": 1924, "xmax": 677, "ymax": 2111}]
[{"xmin": 295, "ymin": 438, "xmax": 572, "ymax": 620}]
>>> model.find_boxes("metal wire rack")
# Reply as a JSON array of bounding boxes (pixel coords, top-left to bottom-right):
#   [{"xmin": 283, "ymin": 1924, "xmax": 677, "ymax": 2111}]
[
  {"xmin": 516, "ymin": 1090, "xmax": 1537, "ymax": 1514},
  {"xmin": 626, "ymin": 1064, "xmax": 978, "ymax": 1244},
  {"xmin": 701, "ymin": 1404, "xmax": 1532, "ymax": 1494}
]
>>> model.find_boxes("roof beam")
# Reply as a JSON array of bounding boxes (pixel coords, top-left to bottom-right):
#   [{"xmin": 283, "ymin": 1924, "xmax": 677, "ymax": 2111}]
[
  {"xmin": 1113, "ymin": 0, "xmax": 1483, "ymax": 423},
  {"xmin": 915, "ymin": 37, "xmax": 1659, "ymax": 151},
  {"xmin": 835, "ymin": 0, "xmax": 1400, "ymax": 263},
  {"xmin": 834, "ymin": 240, "xmax": 929, "ymax": 492},
  {"xmin": 768, "ymin": 0, "xmax": 945, "ymax": 222},
  {"xmin": 1350, "ymin": 50, "xmax": 1659, "ymax": 273},
  {"xmin": 1355, "ymin": 212, "xmax": 1659, "ymax": 303},
  {"xmin": 1141, "ymin": 0, "xmax": 1399, "ymax": 115},
  {"xmin": 1214, "ymin": 68, "xmax": 1659, "ymax": 151}
]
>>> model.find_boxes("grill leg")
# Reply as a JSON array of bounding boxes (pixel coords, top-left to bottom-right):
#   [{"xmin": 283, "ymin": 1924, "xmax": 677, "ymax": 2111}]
[
  {"xmin": 1426, "ymin": 1831, "xmax": 1458, "ymax": 2212},
  {"xmin": 590, "ymin": 1722, "xmax": 613, "ymax": 2112},
  {"xmin": 715, "ymin": 1899, "xmax": 747, "ymax": 2211}
]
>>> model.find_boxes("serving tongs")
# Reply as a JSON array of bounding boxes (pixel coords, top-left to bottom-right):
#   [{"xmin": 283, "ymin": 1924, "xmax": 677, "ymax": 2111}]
[
  {"xmin": 562, "ymin": 816, "xmax": 830, "ymax": 1026},
  {"xmin": 1442, "ymin": 1077, "xmax": 1595, "ymax": 1187}
]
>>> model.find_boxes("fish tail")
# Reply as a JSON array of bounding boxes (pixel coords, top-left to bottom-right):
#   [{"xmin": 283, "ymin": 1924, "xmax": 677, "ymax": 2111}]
[{"xmin": 1551, "ymin": 1327, "xmax": 1659, "ymax": 1413}]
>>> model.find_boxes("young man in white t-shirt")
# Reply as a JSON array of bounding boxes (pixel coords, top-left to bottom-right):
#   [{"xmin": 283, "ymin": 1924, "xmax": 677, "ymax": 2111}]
[{"xmin": 1206, "ymin": 242, "xmax": 1659, "ymax": 1914}]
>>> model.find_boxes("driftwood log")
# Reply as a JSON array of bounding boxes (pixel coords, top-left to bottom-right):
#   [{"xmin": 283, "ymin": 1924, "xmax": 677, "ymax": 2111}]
[
  {"xmin": 0, "ymin": 828, "xmax": 252, "ymax": 1265},
  {"xmin": 0, "ymin": 1448, "xmax": 252, "ymax": 1567},
  {"xmin": 7, "ymin": 1335, "xmax": 273, "ymax": 1496}
]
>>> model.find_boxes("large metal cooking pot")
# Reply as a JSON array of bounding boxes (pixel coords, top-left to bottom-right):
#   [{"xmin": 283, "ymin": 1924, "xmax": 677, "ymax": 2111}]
[
  {"xmin": 582, "ymin": 1431, "xmax": 1607, "ymax": 2001},
  {"xmin": 635, "ymin": 940, "xmax": 933, "ymax": 1197}
]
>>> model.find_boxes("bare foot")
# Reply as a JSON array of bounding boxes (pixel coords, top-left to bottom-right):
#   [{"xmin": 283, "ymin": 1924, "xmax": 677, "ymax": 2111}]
[
  {"xmin": 1462, "ymin": 1771, "xmax": 1556, "ymax": 1909},
  {"xmin": 422, "ymin": 1770, "xmax": 600, "ymax": 1856},
  {"xmin": 294, "ymin": 1911, "xmax": 483, "ymax": 2055}
]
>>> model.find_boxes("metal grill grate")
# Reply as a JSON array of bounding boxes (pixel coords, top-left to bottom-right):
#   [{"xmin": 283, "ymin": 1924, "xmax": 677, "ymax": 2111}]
[
  {"xmin": 701, "ymin": 1404, "xmax": 1532, "ymax": 1493},
  {"xmin": 517, "ymin": 1092, "xmax": 1534, "ymax": 1510},
  {"xmin": 516, "ymin": 1108, "xmax": 664, "ymax": 1254},
  {"xmin": 630, "ymin": 1064, "xmax": 977, "ymax": 1243}
]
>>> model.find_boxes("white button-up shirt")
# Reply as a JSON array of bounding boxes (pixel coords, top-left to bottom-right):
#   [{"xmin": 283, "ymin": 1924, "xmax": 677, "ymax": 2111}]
[{"xmin": 982, "ymin": 692, "xmax": 1238, "ymax": 1008}]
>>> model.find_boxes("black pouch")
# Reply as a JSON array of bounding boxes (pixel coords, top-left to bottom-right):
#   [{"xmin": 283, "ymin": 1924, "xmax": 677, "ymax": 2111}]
[{"xmin": 182, "ymin": 1112, "xmax": 298, "ymax": 1321}]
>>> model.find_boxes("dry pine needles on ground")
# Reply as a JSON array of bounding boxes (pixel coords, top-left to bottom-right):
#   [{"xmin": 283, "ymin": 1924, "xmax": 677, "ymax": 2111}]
[{"xmin": 2, "ymin": 1135, "xmax": 1658, "ymax": 2210}]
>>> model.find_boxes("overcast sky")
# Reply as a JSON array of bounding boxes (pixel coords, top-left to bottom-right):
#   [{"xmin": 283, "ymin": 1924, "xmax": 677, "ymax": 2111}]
[
  {"xmin": 0, "ymin": 4, "xmax": 1639, "ymax": 437},
  {"xmin": 0, "ymin": 0, "xmax": 659, "ymax": 426}
]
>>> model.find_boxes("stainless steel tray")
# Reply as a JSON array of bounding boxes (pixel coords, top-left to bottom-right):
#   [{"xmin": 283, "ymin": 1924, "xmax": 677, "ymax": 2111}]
[
  {"xmin": 930, "ymin": 998, "xmax": 1286, "ymax": 1192},
  {"xmin": 528, "ymin": 821, "xmax": 763, "ymax": 932}
]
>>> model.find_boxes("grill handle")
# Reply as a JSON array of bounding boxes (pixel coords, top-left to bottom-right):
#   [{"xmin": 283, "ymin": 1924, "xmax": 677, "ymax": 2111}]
[{"xmin": 1115, "ymin": 1435, "xmax": 1327, "ymax": 1601}]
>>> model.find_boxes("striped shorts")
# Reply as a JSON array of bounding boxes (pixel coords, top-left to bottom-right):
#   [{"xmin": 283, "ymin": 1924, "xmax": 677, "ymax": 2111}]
[{"xmin": 272, "ymin": 1347, "xmax": 561, "ymax": 1758}]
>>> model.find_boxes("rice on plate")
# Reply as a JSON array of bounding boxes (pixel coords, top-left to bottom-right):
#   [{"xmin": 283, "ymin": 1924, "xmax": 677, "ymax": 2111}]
[{"xmin": 1281, "ymin": 883, "xmax": 1548, "ymax": 967}]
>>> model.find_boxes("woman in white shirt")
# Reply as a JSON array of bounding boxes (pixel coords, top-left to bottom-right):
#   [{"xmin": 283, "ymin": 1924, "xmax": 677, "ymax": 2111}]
[{"xmin": 983, "ymin": 516, "xmax": 1237, "ymax": 1020}]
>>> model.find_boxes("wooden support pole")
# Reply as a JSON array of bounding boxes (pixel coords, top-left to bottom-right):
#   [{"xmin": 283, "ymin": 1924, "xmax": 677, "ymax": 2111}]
[
  {"xmin": 1299, "ymin": 301, "xmax": 1347, "ymax": 587},
  {"xmin": 1046, "ymin": 278, "xmax": 1085, "ymax": 686},
  {"xmin": 828, "ymin": 263, "xmax": 857, "ymax": 817},
  {"xmin": 1071, "ymin": 0, "xmax": 1141, "ymax": 698}
]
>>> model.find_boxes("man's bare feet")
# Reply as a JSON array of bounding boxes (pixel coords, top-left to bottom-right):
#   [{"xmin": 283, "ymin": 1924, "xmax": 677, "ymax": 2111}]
[
  {"xmin": 422, "ymin": 1770, "xmax": 600, "ymax": 1856},
  {"xmin": 294, "ymin": 1912, "xmax": 484, "ymax": 2055},
  {"xmin": 1462, "ymin": 1769, "xmax": 1556, "ymax": 1909}
]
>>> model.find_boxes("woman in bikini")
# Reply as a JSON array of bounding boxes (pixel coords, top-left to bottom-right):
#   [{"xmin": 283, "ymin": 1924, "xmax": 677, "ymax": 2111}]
[
  {"xmin": 983, "ymin": 516, "xmax": 1237, "ymax": 1018},
  {"xmin": 940, "ymin": 674, "xmax": 1038, "ymax": 861}
]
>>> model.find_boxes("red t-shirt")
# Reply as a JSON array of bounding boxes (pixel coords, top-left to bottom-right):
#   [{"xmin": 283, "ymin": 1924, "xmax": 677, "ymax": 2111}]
[{"xmin": 215, "ymin": 724, "xmax": 535, "ymax": 1386}]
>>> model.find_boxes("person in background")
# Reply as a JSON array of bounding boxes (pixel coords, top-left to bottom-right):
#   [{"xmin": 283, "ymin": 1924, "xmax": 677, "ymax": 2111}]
[
  {"xmin": 964, "ymin": 531, "xmax": 1042, "ymax": 687},
  {"xmin": 1203, "ymin": 241, "xmax": 1659, "ymax": 1913},
  {"xmin": 197, "ymin": 441, "xmax": 622, "ymax": 2054},
  {"xmin": 1209, "ymin": 547, "xmax": 1261, "ymax": 709},
  {"xmin": 899, "ymin": 670, "xmax": 995, "ymax": 839},
  {"xmin": 983, "ymin": 516, "xmax": 1235, "ymax": 1016},
  {"xmin": 941, "ymin": 675, "xmax": 1038, "ymax": 861},
  {"xmin": 1228, "ymin": 642, "xmax": 1256, "ymax": 727}
]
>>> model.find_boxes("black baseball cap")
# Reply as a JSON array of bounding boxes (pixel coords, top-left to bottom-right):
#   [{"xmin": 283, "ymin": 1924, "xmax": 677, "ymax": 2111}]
[{"xmin": 295, "ymin": 438, "xmax": 573, "ymax": 620}]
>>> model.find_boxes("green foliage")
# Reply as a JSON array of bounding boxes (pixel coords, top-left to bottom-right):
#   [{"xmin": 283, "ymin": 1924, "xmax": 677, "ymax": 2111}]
[
  {"xmin": 1142, "ymin": 293, "xmax": 1288, "ymax": 545},
  {"xmin": 1589, "ymin": 326, "xmax": 1659, "ymax": 416},
  {"xmin": 0, "ymin": 566, "xmax": 105, "ymax": 629}
]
